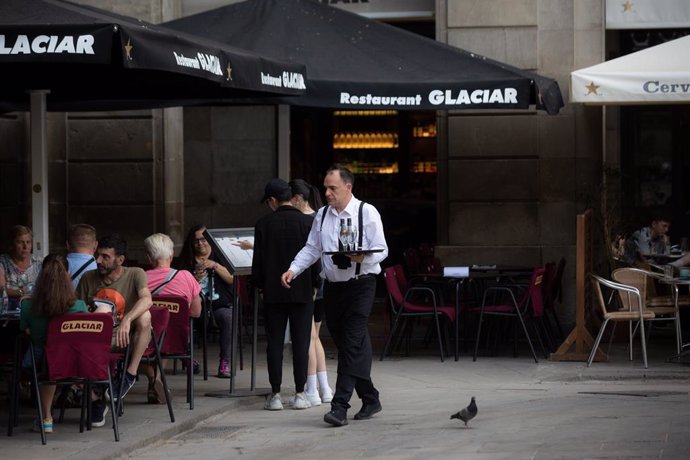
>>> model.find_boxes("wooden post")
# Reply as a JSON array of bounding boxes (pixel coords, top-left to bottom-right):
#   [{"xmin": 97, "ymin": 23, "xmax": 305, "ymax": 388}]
[{"xmin": 550, "ymin": 209, "xmax": 607, "ymax": 362}]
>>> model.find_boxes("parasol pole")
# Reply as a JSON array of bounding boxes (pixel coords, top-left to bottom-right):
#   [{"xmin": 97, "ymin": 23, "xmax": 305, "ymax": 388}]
[{"xmin": 30, "ymin": 90, "xmax": 50, "ymax": 258}]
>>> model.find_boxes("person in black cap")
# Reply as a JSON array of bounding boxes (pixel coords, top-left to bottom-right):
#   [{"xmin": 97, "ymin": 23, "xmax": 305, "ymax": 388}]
[{"xmin": 252, "ymin": 178, "xmax": 319, "ymax": 411}]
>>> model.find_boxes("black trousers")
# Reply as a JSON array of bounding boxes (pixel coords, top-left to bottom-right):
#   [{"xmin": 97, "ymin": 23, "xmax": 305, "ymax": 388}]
[
  {"xmin": 263, "ymin": 301, "xmax": 313, "ymax": 394},
  {"xmin": 324, "ymin": 276, "xmax": 379, "ymax": 411}
]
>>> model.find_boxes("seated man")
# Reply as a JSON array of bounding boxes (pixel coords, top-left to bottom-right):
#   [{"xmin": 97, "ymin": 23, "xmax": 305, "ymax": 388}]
[
  {"xmin": 76, "ymin": 234, "xmax": 152, "ymax": 403},
  {"xmin": 624, "ymin": 215, "xmax": 690, "ymax": 269},
  {"xmin": 66, "ymin": 223, "xmax": 98, "ymax": 289},
  {"xmin": 625, "ymin": 215, "xmax": 672, "ymax": 265},
  {"xmin": 143, "ymin": 232, "xmax": 202, "ymax": 403}
]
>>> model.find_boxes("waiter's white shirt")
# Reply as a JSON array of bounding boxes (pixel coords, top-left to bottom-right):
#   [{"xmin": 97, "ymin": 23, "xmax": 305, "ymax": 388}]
[{"xmin": 289, "ymin": 195, "xmax": 388, "ymax": 282}]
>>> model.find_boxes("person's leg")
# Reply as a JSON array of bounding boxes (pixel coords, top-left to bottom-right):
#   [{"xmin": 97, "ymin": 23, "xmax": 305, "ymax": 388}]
[
  {"xmin": 288, "ymin": 301, "xmax": 313, "ymax": 394},
  {"xmin": 306, "ymin": 320, "xmax": 318, "ymax": 392},
  {"xmin": 212, "ymin": 306, "xmax": 233, "ymax": 377},
  {"xmin": 328, "ymin": 278, "xmax": 378, "ymax": 410},
  {"xmin": 264, "ymin": 302, "xmax": 289, "ymax": 394},
  {"xmin": 323, "ymin": 282, "xmax": 351, "ymax": 412},
  {"xmin": 140, "ymin": 360, "xmax": 166, "ymax": 404},
  {"xmin": 314, "ymin": 321, "xmax": 332, "ymax": 400},
  {"xmin": 126, "ymin": 310, "xmax": 152, "ymax": 375},
  {"xmin": 39, "ymin": 384, "xmax": 56, "ymax": 424},
  {"xmin": 113, "ymin": 310, "xmax": 151, "ymax": 402}
]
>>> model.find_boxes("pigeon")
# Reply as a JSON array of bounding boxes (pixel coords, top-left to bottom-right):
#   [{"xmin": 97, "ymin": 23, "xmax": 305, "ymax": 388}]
[{"xmin": 450, "ymin": 396, "xmax": 477, "ymax": 428}]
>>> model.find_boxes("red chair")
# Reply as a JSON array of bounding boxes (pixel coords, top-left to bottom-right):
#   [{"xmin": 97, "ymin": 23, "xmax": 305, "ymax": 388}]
[
  {"xmin": 380, "ymin": 265, "xmax": 456, "ymax": 362},
  {"xmin": 154, "ymin": 296, "xmax": 194, "ymax": 410},
  {"xmin": 115, "ymin": 305, "xmax": 174, "ymax": 422},
  {"xmin": 14, "ymin": 313, "xmax": 120, "ymax": 444},
  {"xmin": 542, "ymin": 258, "xmax": 566, "ymax": 340},
  {"xmin": 471, "ymin": 268, "xmax": 546, "ymax": 363}
]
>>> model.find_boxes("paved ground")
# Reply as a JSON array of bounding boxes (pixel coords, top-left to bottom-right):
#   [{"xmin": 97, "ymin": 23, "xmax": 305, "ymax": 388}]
[{"xmin": 3, "ymin": 335, "xmax": 690, "ymax": 459}]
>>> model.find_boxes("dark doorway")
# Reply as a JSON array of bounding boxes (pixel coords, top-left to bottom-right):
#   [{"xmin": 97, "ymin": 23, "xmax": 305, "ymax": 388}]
[
  {"xmin": 620, "ymin": 105, "xmax": 690, "ymax": 240},
  {"xmin": 290, "ymin": 107, "xmax": 437, "ymax": 266}
]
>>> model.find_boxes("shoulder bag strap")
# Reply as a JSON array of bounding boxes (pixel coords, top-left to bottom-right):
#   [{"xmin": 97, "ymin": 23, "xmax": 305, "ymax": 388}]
[
  {"xmin": 151, "ymin": 269, "xmax": 179, "ymax": 295},
  {"xmin": 71, "ymin": 257, "xmax": 95, "ymax": 280}
]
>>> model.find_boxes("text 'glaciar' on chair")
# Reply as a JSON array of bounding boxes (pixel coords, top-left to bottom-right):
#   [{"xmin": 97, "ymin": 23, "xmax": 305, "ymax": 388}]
[
  {"xmin": 380, "ymin": 265, "xmax": 456, "ymax": 362},
  {"xmin": 33, "ymin": 312, "xmax": 119, "ymax": 444}
]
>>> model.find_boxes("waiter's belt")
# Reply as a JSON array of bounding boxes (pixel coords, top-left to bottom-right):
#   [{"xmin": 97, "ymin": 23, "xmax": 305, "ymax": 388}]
[{"xmin": 325, "ymin": 273, "xmax": 375, "ymax": 283}]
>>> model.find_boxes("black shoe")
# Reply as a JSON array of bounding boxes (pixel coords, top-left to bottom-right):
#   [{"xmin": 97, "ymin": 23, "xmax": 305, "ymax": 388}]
[
  {"xmin": 112, "ymin": 374, "xmax": 136, "ymax": 402},
  {"xmin": 354, "ymin": 401, "xmax": 382, "ymax": 420},
  {"xmin": 323, "ymin": 409, "xmax": 348, "ymax": 427},
  {"xmin": 91, "ymin": 400, "xmax": 108, "ymax": 428}
]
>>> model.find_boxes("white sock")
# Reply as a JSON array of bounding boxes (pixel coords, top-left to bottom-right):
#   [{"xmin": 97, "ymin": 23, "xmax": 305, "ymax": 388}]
[
  {"xmin": 317, "ymin": 371, "xmax": 330, "ymax": 391},
  {"xmin": 306, "ymin": 374, "xmax": 318, "ymax": 394}
]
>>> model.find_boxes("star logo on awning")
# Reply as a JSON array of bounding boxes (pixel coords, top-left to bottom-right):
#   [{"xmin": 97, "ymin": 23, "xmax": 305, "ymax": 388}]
[
  {"xmin": 227, "ymin": 63, "xmax": 233, "ymax": 81},
  {"xmin": 585, "ymin": 82, "xmax": 600, "ymax": 95},
  {"xmin": 622, "ymin": 1, "xmax": 633, "ymax": 12},
  {"xmin": 124, "ymin": 38, "xmax": 133, "ymax": 60}
]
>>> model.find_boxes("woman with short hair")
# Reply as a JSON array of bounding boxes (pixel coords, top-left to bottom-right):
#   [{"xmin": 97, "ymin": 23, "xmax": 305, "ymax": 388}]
[{"xmin": 0, "ymin": 225, "xmax": 43, "ymax": 307}]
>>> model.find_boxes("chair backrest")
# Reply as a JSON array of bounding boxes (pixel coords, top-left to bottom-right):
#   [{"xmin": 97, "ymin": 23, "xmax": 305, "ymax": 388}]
[
  {"xmin": 383, "ymin": 266, "xmax": 404, "ymax": 310},
  {"xmin": 554, "ymin": 257, "xmax": 566, "ymax": 303},
  {"xmin": 45, "ymin": 312, "xmax": 113, "ymax": 381},
  {"xmin": 611, "ymin": 267, "xmax": 648, "ymax": 310},
  {"xmin": 144, "ymin": 305, "xmax": 171, "ymax": 356},
  {"xmin": 392, "ymin": 264, "xmax": 408, "ymax": 293},
  {"xmin": 402, "ymin": 248, "xmax": 421, "ymax": 275},
  {"xmin": 421, "ymin": 257, "xmax": 443, "ymax": 275},
  {"xmin": 527, "ymin": 267, "xmax": 546, "ymax": 317},
  {"xmin": 152, "ymin": 296, "xmax": 190, "ymax": 355},
  {"xmin": 542, "ymin": 262, "xmax": 557, "ymax": 310},
  {"xmin": 591, "ymin": 273, "xmax": 643, "ymax": 316}
]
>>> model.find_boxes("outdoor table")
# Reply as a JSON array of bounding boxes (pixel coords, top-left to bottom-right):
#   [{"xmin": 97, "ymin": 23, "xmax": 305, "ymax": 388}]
[
  {"xmin": 658, "ymin": 276, "xmax": 690, "ymax": 354},
  {"xmin": 442, "ymin": 266, "xmax": 535, "ymax": 361}
]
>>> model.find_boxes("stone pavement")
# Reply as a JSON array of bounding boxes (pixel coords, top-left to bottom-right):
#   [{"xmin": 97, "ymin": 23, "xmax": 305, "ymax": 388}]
[{"xmin": 2, "ymin": 338, "xmax": 690, "ymax": 460}]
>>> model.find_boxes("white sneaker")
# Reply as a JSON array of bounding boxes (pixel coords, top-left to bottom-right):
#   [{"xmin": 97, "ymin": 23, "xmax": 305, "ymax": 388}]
[
  {"xmin": 320, "ymin": 386, "xmax": 334, "ymax": 403},
  {"xmin": 305, "ymin": 391, "xmax": 322, "ymax": 406},
  {"xmin": 264, "ymin": 393, "xmax": 283, "ymax": 411},
  {"xmin": 291, "ymin": 393, "xmax": 312, "ymax": 410}
]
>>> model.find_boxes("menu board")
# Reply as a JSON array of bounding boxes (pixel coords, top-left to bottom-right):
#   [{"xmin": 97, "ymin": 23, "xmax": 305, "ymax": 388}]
[{"xmin": 204, "ymin": 227, "xmax": 255, "ymax": 276}]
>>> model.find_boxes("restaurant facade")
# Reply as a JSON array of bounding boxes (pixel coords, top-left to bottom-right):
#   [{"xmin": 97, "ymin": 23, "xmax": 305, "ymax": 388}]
[{"xmin": 2, "ymin": 0, "xmax": 688, "ymax": 329}]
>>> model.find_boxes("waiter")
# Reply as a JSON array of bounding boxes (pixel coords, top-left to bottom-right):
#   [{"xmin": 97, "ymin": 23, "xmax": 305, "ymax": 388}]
[{"xmin": 281, "ymin": 164, "xmax": 388, "ymax": 427}]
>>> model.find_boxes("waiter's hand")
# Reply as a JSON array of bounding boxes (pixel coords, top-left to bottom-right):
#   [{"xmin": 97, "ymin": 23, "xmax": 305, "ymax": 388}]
[
  {"xmin": 281, "ymin": 270, "xmax": 294, "ymax": 288},
  {"xmin": 347, "ymin": 253, "xmax": 365, "ymax": 264}
]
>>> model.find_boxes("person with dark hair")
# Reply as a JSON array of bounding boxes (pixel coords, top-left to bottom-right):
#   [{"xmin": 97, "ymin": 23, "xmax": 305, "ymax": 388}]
[
  {"xmin": 281, "ymin": 164, "xmax": 388, "ymax": 427},
  {"xmin": 66, "ymin": 223, "xmax": 98, "ymax": 288},
  {"xmin": 179, "ymin": 224, "xmax": 234, "ymax": 378},
  {"xmin": 20, "ymin": 253, "xmax": 88, "ymax": 433},
  {"xmin": 625, "ymin": 214, "xmax": 672, "ymax": 265},
  {"xmin": 76, "ymin": 234, "xmax": 153, "ymax": 404},
  {"xmin": 290, "ymin": 178, "xmax": 324, "ymax": 213},
  {"xmin": 254, "ymin": 178, "xmax": 318, "ymax": 410},
  {"xmin": 289, "ymin": 178, "xmax": 332, "ymax": 406},
  {"xmin": 0, "ymin": 225, "xmax": 43, "ymax": 307}
]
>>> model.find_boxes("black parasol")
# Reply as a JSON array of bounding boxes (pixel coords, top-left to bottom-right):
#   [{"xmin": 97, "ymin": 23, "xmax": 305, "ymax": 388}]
[{"xmin": 165, "ymin": 0, "xmax": 563, "ymax": 114}]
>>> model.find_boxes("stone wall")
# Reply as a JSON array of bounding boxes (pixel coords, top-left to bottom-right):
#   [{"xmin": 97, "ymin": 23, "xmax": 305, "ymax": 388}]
[
  {"xmin": 435, "ymin": 0, "xmax": 605, "ymax": 328},
  {"xmin": 183, "ymin": 106, "xmax": 278, "ymax": 231}
]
